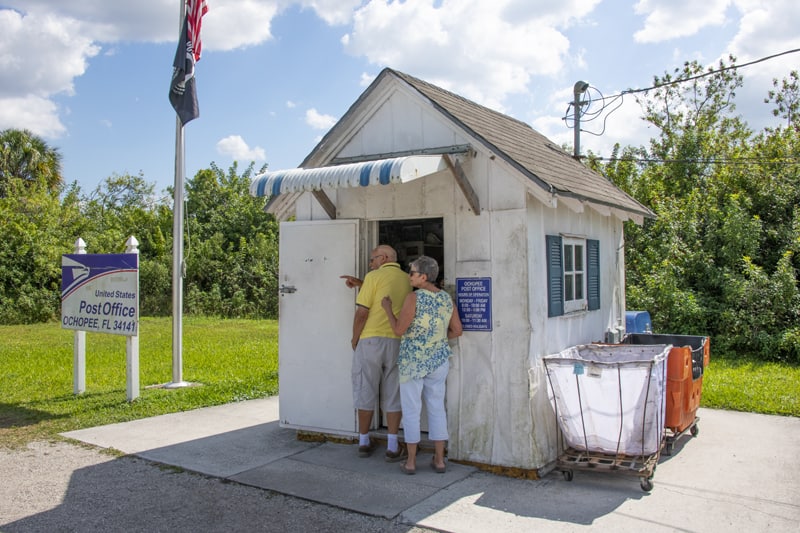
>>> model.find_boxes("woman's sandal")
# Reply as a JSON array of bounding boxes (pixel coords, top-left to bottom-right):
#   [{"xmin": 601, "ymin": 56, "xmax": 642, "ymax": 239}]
[
  {"xmin": 400, "ymin": 463, "xmax": 416, "ymax": 475},
  {"xmin": 430, "ymin": 459, "xmax": 446, "ymax": 474}
]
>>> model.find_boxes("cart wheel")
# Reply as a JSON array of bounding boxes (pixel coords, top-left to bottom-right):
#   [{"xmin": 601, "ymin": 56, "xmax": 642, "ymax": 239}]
[
  {"xmin": 663, "ymin": 442, "xmax": 673, "ymax": 456},
  {"xmin": 690, "ymin": 424, "xmax": 699, "ymax": 437},
  {"xmin": 562, "ymin": 470, "xmax": 574, "ymax": 482},
  {"xmin": 640, "ymin": 477, "xmax": 654, "ymax": 492}
]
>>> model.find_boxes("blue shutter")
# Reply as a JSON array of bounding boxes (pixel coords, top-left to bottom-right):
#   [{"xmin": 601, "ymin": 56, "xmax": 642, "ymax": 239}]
[
  {"xmin": 546, "ymin": 235, "xmax": 563, "ymax": 317},
  {"xmin": 587, "ymin": 239, "xmax": 600, "ymax": 311}
]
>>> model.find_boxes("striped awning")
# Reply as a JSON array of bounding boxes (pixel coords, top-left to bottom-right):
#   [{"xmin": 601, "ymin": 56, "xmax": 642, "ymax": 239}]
[{"xmin": 249, "ymin": 155, "xmax": 447, "ymax": 198}]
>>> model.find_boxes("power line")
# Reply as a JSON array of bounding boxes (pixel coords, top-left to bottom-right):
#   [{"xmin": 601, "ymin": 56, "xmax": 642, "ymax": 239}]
[
  {"xmin": 579, "ymin": 48, "xmax": 800, "ymax": 107},
  {"xmin": 588, "ymin": 155, "xmax": 800, "ymax": 166},
  {"xmin": 563, "ymin": 48, "xmax": 800, "ymax": 133}
]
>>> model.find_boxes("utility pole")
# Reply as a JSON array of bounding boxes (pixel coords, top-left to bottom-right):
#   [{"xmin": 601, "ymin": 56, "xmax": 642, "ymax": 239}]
[{"xmin": 573, "ymin": 81, "xmax": 589, "ymax": 159}]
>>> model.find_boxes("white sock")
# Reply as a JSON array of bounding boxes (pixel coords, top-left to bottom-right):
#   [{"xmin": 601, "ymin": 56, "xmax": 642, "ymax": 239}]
[
  {"xmin": 359, "ymin": 433, "xmax": 370, "ymax": 446},
  {"xmin": 388, "ymin": 434, "xmax": 399, "ymax": 452}
]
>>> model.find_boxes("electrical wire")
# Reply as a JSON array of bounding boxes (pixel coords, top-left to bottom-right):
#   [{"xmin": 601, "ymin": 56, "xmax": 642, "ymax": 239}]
[
  {"xmin": 562, "ymin": 47, "xmax": 800, "ymax": 135},
  {"xmin": 621, "ymin": 48, "xmax": 800, "ymax": 97},
  {"xmin": 587, "ymin": 155, "xmax": 800, "ymax": 166}
]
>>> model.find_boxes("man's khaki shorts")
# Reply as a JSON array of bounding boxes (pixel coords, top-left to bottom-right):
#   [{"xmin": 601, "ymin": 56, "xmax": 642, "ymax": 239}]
[{"xmin": 352, "ymin": 337, "xmax": 401, "ymax": 412}]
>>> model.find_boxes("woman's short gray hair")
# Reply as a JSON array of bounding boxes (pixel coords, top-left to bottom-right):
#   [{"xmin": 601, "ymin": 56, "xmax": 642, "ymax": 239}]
[{"xmin": 411, "ymin": 255, "xmax": 439, "ymax": 282}]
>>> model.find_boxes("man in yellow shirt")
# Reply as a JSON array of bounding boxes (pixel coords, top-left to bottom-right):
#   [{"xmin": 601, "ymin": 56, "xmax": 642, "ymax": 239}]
[{"xmin": 341, "ymin": 245, "xmax": 411, "ymax": 460}]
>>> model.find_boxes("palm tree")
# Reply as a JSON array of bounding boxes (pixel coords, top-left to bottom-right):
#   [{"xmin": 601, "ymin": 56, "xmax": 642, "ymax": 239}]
[{"xmin": 0, "ymin": 128, "xmax": 63, "ymax": 197}]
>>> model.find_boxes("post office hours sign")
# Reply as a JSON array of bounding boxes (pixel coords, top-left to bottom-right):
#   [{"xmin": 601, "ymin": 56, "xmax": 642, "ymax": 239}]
[{"xmin": 456, "ymin": 277, "xmax": 492, "ymax": 331}]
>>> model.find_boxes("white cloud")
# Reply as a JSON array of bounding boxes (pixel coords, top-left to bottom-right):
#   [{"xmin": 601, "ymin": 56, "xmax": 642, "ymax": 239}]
[
  {"xmin": 296, "ymin": 0, "xmax": 362, "ymax": 25},
  {"xmin": 3, "ymin": 0, "xmax": 797, "ymax": 154},
  {"xmin": 0, "ymin": 95, "xmax": 66, "ymax": 137},
  {"xmin": 202, "ymin": 1, "xmax": 280, "ymax": 52},
  {"xmin": 3, "ymin": 0, "xmax": 279, "ymax": 47},
  {"xmin": 359, "ymin": 72, "xmax": 376, "ymax": 87},
  {"xmin": 727, "ymin": 0, "xmax": 800, "ymax": 67},
  {"xmin": 305, "ymin": 108, "xmax": 337, "ymax": 130},
  {"xmin": 342, "ymin": 0, "xmax": 601, "ymax": 111},
  {"xmin": 286, "ymin": 100, "xmax": 296, "ymax": 108},
  {"xmin": 723, "ymin": 0, "xmax": 800, "ymax": 131},
  {"xmin": 633, "ymin": 0, "xmax": 732, "ymax": 43},
  {"xmin": 0, "ymin": 10, "xmax": 99, "ymax": 98},
  {"xmin": 0, "ymin": 1, "xmax": 282, "ymax": 139},
  {"xmin": 0, "ymin": 9, "xmax": 99, "ymax": 136},
  {"xmin": 216, "ymin": 135, "xmax": 266, "ymax": 161}
]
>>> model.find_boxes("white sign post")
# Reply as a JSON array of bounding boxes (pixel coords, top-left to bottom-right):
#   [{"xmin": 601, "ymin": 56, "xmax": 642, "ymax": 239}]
[
  {"xmin": 125, "ymin": 236, "xmax": 140, "ymax": 400},
  {"xmin": 72, "ymin": 238, "xmax": 87, "ymax": 395},
  {"xmin": 61, "ymin": 237, "xmax": 141, "ymax": 401}
]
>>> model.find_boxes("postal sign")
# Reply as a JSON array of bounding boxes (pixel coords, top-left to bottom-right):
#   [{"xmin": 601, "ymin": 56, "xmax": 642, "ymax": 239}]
[{"xmin": 61, "ymin": 254, "xmax": 139, "ymax": 336}]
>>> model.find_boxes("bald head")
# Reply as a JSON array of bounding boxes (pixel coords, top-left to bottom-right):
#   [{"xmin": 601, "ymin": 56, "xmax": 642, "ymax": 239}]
[
  {"xmin": 374, "ymin": 245, "xmax": 397, "ymax": 262},
  {"xmin": 369, "ymin": 245, "xmax": 397, "ymax": 269}
]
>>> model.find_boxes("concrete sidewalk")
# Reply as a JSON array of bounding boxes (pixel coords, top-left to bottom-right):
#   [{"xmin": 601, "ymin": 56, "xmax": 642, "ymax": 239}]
[{"xmin": 61, "ymin": 398, "xmax": 800, "ymax": 532}]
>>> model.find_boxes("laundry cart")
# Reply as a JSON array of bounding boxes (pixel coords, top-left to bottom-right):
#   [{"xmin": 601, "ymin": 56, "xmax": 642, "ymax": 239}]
[
  {"xmin": 543, "ymin": 344, "xmax": 670, "ymax": 491},
  {"xmin": 623, "ymin": 333, "xmax": 710, "ymax": 454}
]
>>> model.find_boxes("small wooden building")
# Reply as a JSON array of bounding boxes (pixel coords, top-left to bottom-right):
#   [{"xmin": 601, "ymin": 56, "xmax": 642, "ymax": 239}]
[{"xmin": 250, "ymin": 68, "xmax": 653, "ymax": 473}]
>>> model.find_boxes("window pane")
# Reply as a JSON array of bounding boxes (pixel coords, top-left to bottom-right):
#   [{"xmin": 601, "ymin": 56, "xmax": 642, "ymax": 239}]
[
  {"xmin": 565, "ymin": 274, "xmax": 574, "ymax": 301},
  {"xmin": 575, "ymin": 245, "xmax": 584, "ymax": 271},
  {"xmin": 575, "ymin": 273, "xmax": 584, "ymax": 299},
  {"xmin": 564, "ymin": 245, "xmax": 573, "ymax": 272}
]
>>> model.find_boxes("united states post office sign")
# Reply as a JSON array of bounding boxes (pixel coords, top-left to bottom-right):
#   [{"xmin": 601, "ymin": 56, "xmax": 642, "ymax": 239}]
[
  {"xmin": 61, "ymin": 254, "xmax": 139, "ymax": 336},
  {"xmin": 456, "ymin": 277, "xmax": 492, "ymax": 331}
]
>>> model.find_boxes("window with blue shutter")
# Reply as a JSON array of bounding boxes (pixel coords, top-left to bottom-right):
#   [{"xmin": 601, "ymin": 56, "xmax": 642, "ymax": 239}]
[
  {"xmin": 587, "ymin": 239, "xmax": 600, "ymax": 311},
  {"xmin": 547, "ymin": 235, "xmax": 601, "ymax": 316},
  {"xmin": 546, "ymin": 235, "xmax": 563, "ymax": 317}
]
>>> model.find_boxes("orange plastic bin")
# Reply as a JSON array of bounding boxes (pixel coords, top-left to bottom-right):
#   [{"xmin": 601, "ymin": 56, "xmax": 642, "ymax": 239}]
[{"xmin": 623, "ymin": 333, "xmax": 710, "ymax": 453}]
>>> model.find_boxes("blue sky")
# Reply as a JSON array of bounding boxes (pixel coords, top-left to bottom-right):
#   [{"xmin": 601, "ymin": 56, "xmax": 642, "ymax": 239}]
[{"xmin": 1, "ymin": 1, "xmax": 798, "ymax": 197}]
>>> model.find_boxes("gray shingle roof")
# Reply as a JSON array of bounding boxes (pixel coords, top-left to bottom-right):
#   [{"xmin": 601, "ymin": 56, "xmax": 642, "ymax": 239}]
[{"xmin": 389, "ymin": 69, "xmax": 653, "ymax": 219}]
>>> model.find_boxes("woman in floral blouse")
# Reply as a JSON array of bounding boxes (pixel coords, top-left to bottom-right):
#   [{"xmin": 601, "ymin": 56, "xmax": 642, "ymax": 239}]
[{"xmin": 382, "ymin": 255, "xmax": 462, "ymax": 474}]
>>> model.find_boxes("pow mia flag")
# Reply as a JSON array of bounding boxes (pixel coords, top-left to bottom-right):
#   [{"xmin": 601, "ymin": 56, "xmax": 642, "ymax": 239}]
[{"xmin": 169, "ymin": 15, "xmax": 199, "ymax": 126}]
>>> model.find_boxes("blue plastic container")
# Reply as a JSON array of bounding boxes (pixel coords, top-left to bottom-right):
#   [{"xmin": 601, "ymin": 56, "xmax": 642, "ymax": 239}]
[{"xmin": 625, "ymin": 311, "xmax": 652, "ymax": 334}]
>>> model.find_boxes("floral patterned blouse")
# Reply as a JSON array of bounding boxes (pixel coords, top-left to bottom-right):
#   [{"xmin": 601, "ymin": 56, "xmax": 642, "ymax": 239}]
[{"xmin": 398, "ymin": 289, "xmax": 454, "ymax": 383}]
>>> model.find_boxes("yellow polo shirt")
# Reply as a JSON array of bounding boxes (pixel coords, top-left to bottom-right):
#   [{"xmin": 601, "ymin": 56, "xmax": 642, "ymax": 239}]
[{"xmin": 356, "ymin": 262, "xmax": 412, "ymax": 339}]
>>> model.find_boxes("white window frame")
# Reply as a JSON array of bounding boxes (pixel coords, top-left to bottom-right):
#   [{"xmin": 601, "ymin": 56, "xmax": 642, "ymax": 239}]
[{"xmin": 562, "ymin": 236, "xmax": 587, "ymax": 313}]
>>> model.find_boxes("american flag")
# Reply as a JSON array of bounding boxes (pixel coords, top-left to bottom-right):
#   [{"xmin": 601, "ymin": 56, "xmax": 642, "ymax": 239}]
[
  {"xmin": 186, "ymin": 0, "xmax": 208, "ymax": 62},
  {"xmin": 169, "ymin": 0, "xmax": 208, "ymax": 125}
]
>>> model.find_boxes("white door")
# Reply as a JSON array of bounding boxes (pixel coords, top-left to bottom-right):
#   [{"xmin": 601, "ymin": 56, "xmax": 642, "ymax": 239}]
[{"xmin": 278, "ymin": 219, "xmax": 359, "ymax": 433}]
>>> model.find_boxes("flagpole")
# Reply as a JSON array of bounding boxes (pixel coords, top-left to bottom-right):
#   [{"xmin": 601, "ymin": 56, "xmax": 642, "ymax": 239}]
[{"xmin": 168, "ymin": 0, "xmax": 188, "ymax": 388}]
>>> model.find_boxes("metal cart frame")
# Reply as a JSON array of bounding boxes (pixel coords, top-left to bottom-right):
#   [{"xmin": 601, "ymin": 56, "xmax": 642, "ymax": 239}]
[{"xmin": 544, "ymin": 345, "xmax": 668, "ymax": 492}]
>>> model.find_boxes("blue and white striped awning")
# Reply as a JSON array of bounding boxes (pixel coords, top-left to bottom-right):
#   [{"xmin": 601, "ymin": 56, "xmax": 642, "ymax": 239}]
[{"xmin": 249, "ymin": 155, "xmax": 448, "ymax": 198}]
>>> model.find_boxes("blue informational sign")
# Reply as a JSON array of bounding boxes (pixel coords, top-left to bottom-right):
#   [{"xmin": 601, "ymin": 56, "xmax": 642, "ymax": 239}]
[
  {"xmin": 61, "ymin": 254, "xmax": 139, "ymax": 336},
  {"xmin": 456, "ymin": 277, "xmax": 492, "ymax": 331}
]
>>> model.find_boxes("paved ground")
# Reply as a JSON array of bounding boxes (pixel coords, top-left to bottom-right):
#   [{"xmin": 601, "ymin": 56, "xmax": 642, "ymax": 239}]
[
  {"xmin": 2, "ymin": 399, "xmax": 799, "ymax": 532},
  {"xmin": 0, "ymin": 441, "xmax": 432, "ymax": 532}
]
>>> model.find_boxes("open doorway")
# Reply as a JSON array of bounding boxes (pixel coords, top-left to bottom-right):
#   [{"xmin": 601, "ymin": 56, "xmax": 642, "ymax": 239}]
[
  {"xmin": 378, "ymin": 218, "xmax": 444, "ymax": 285},
  {"xmin": 374, "ymin": 217, "xmax": 444, "ymax": 433}
]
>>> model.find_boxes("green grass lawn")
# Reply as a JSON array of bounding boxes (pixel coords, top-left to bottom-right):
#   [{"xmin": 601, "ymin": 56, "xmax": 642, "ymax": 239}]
[
  {"xmin": 701, "ymin": 357, "xmax": 800, "ymax": 416},
  {"xmin": 0, "ymin": 317, "xmax": 278, "ymax": 447},
  {"xmin": 1, "ymin": 319, "xmax": 798, "ymax": 449}
]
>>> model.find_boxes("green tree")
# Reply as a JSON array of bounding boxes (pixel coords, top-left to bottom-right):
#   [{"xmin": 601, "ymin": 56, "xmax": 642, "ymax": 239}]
[
  {"xmin": 79, "ymin": 173, "xmax": 174, "ymax": 315},
  {"xmin": 0, "ymin": 130, "xmax": 72, "ymax": 323},
  {"xmin": 0, "ymin": 179, "xmax": 79, "ymax": 323},
  {"xmin": 604, "ymin": 59, "xmax": 800, "ymax": 362},
  {"xmin": 765, "ymin": 70, "xmax": 799, "ymax": 130},
  {"xmin": 183, "ymin": 161, "xmax": 279, "ymax": 318},
  {"xmin": 0, "ymin": 129, "xmax": 63, "ymax": 197}
]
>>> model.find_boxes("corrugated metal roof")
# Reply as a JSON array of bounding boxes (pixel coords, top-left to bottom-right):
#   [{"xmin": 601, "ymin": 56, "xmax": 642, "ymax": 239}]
[{"xmin": 249, "ymin": 155, "xmax": 446, "ymax": 198}]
